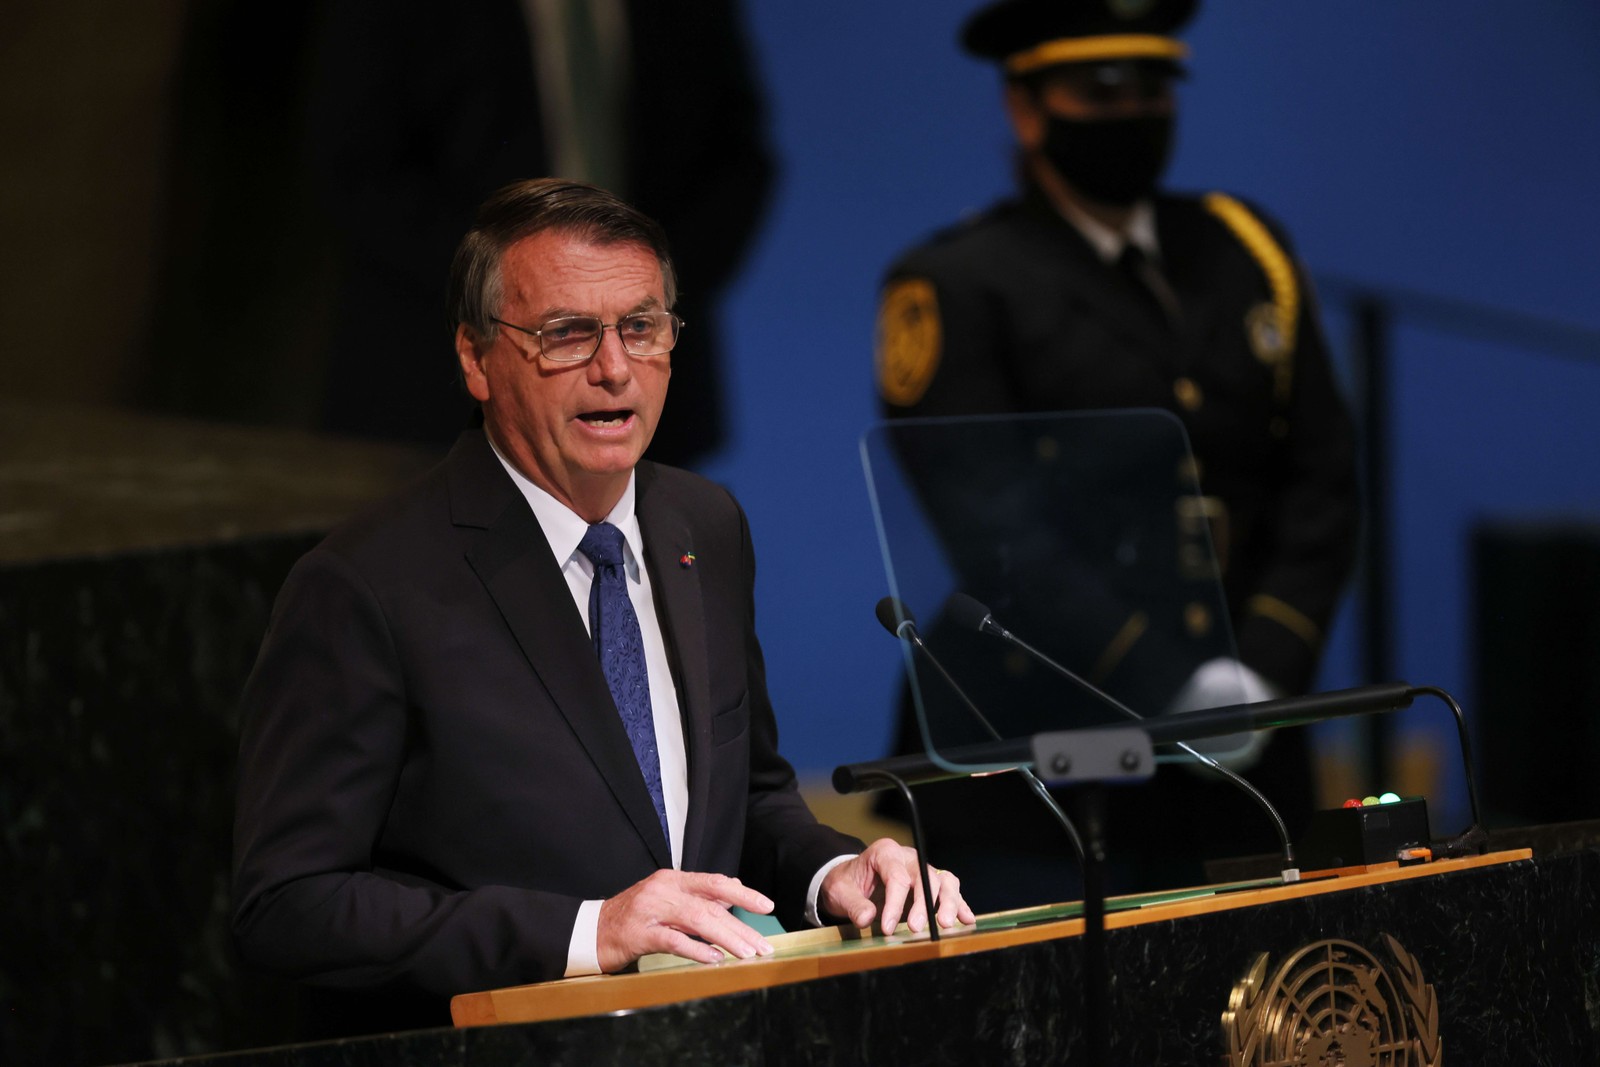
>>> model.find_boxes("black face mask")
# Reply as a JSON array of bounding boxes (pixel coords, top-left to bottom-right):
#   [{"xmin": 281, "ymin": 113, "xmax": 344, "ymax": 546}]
[{"xmin": 1039, "ymin": 114, "xmax": 1174, "ymax": 206}]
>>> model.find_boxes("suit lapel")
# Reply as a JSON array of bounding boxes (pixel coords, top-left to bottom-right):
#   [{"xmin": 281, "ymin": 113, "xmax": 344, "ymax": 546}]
[
  {"xmin": 449, "ymin": 432, "xmax": 672, "ymax": 868},
  {"xmin": 634, "ymin": 464, "xmax": 715, "ymax": 871}
]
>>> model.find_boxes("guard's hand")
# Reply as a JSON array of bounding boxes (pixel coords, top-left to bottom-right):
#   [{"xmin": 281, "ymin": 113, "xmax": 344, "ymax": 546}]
[
  {"xmin": 597, "ymin": 870, "xmax": 777, "ymax": 972},
  {"xmin": 1166, "ymin": 657, "xmax": 1279, "ymax": 772},
  {"xmin": 1166, "ymin": 657, "xmax": 1280, "ymax": 714},
  {"xmin": 818, "ymin": 837, "xmax": 975, "ymax": 936}
]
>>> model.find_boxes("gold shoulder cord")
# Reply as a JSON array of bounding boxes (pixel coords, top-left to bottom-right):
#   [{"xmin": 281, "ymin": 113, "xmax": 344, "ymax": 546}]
[
  {"xmin": 1205, "ymin": 195, "xmax": 1320, "ymax": 649},
  {"xmin": 1203, "ymin": 192, "xmax": 1299, "ymax": 406}
]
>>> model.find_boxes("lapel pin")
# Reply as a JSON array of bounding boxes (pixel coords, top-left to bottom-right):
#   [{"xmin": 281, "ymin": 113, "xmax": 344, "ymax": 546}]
[{"xmin": 679, "ymin": 551, "xmax": 696, "ymax": 569}]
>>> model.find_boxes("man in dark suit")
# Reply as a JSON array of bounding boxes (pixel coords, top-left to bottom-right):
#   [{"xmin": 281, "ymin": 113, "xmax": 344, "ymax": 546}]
[
  {"xmin": 232, "ymin": 178, "xmax": 970, "ymax": 1031},
  {"xmin": 872, "ymin": 0, "xmax": 1360, "ymax": 906}
]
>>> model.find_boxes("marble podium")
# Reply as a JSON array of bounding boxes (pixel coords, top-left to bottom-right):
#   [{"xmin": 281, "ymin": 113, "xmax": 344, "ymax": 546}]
[
  {"xmin": 118, "ymin": 847, "xmax": 1600, "ymax": 1065},
  {"xmin": 0, "ymin": 403, "xmax": 434, "ymax": 1067}
]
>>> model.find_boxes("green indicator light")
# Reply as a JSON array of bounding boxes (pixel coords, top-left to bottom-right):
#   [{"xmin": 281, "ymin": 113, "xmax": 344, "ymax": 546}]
[{"xmin": 1379, "ymin": 792, "xmax": 1401, "ymax": 804}]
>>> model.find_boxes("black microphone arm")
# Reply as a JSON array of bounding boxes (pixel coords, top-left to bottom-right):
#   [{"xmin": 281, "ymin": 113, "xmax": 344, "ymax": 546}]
[
  {"xmin": 838, "ymin": 601, "xmax": 1484, "ymax": 857},
  {"xmin": 868, "ymin": 597, "xmax": 1085, "ymax": 861},
  {"xmin": 1041, "ymin": 682, "xmax": 1484, "ymax": 855},
  {"xmin": 833, "ymin": 739, "xmax": 1028, "ymax": 793},
  {"xmin": 947, "ymin": 593, "xmax": 1302, "ymax": 879},
  {"xmin": 951, "ymin": 593, "xmax": 1486, "ymax": 855},
  {"xmin": 835, "ymin": 679, "xmax": 1429, "ymax": 778}
]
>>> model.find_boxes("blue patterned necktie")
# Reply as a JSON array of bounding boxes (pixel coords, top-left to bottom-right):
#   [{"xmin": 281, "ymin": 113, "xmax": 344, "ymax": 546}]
[{"xmin": 577, "ymin": 522, "xmax": 668, "ymax": 847}]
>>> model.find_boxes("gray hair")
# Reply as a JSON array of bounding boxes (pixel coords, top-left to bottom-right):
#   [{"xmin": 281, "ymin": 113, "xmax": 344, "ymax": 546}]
[{"xmin": 447, "ymin": 178, "xmax": 678, "ymax": 343}]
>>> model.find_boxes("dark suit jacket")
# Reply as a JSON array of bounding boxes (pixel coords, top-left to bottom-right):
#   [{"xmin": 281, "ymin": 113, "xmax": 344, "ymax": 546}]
[{"xmin": 231, "ymin": 429, "xmax": 858, "ymax": 1018}]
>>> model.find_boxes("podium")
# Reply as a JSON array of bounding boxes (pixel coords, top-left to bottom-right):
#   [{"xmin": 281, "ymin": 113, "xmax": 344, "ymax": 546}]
[
  {"xmin": 119, "ymin": 847, "xmax": 1600, "ymax": 1064},
  {"xmin": 452, "ymin": 851, "xmax": 1514, "ymax": 1031}
]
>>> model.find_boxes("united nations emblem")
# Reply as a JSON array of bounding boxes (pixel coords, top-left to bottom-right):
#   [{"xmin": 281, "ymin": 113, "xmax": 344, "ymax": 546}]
[
  {"xmin": 875, "ymin": 277, "xmax": 942, "ymax": 407},
  {"xmin": 1222, "ymin": 934, "xmax": 1441, "ymax": 1066}
]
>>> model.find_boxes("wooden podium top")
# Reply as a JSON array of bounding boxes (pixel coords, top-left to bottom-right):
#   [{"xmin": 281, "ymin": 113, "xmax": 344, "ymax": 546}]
[{"xmin": 450, "ymin": 849, "xmax": 1530, "ymax": 1028}]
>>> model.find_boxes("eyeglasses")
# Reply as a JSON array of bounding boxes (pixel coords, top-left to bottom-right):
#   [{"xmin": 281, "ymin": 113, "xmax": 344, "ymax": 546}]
[{"xmin": 491, "ymin": 310, "xmax": 683, "ymax": 363}]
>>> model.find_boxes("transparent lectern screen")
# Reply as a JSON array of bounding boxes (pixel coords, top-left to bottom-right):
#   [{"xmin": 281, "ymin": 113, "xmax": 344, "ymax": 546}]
[{"xmin": 862, "ymin": 410, "xmax": 1261, "ymax": 770}]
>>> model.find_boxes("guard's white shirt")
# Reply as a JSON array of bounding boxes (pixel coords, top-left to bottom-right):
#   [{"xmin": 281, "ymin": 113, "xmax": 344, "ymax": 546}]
[{"xmin": 1055, "ymin": 195, "xmax": 1160, "ymax": 263}]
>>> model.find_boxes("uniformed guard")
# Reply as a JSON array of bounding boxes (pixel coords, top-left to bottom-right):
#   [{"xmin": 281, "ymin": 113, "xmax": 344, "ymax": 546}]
[{"xmin": 873, "ymin": 0, "xmax": 1361, "ymax": 906}]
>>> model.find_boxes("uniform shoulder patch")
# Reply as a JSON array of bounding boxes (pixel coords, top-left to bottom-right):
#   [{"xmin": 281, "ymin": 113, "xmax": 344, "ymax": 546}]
[
  {"xmin": 1203, "ymin": 192, "xmax": 1299, "ymax": 405},
  {"xmin": 875, "ymin": 277, "xmax": 943, "ymax": 407}
]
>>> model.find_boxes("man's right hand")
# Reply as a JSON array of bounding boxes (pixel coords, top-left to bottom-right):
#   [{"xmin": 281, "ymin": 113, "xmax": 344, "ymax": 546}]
[{"xmin": 596, "ymin": 870, "xmax": 777, "ymax": 972}]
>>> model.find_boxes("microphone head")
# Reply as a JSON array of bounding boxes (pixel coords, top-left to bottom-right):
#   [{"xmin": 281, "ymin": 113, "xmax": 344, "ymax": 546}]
[
  {"xmin": 875, "ymin": 596, "xmax": 917, "ymax": 636},
  {"xmin": 946, "ymin": 592, "xmax": 995, "ymax": 634}
]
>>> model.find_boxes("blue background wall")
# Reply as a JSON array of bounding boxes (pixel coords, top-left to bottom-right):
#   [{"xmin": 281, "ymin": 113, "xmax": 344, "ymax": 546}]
[{"xmin": 699, "ymin": 1, "xmax": 1600, "ymax": 833}]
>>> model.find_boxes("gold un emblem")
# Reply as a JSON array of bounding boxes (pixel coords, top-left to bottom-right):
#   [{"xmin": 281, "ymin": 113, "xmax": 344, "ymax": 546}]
[{"xmin": 1223, "ymin": 934, "xmax": 1441, "ymax": 1066}]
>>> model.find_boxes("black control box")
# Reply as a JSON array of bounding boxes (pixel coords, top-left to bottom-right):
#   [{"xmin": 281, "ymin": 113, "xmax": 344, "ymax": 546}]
[{"xmin": 1297, "ymin": 797, "xmax": 1432, "ymax": 870}]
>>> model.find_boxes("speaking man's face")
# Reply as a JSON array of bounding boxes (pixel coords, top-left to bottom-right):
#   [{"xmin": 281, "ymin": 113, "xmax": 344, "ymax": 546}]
[{"xmin": 458, "ymin": 230, "xmax": 671, "ymax": 521}]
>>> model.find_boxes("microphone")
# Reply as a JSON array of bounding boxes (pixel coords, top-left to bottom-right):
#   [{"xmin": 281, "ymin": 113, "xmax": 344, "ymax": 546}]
[
  {"xmin": 872, "ymin": 596, "xmax": 1085, "ymax": 860},
  {"xmin": 945, "ymin": 593, "xmax": 1301, "ymax": 880},
  {"xmin": 946, "ymin": 594, "xmax": 1014, "ymax": 642}
]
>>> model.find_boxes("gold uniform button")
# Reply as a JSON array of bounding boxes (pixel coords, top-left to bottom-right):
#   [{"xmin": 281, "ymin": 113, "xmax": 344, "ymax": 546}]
[
  {"xmin": 1174, "ymin": 377, "xmax": 1203, "ymax": 411},
  {"xmin": 1184, "ymin": 602, "xmax": 1213, "ymax": 637}
]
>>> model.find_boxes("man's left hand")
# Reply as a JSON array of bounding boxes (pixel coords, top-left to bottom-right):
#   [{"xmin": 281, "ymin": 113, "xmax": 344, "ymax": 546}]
[{"xmin": 818, "ymin": 837, "xmax": 975, "ymax": 936}]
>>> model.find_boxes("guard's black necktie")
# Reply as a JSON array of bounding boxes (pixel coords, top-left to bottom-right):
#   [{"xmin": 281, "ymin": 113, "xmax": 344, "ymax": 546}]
[
  {"xmin": 577, "ymin": 522, "xmax": 668, "ymax": 846},
  {"xmin": 1117, "ymin": 243, "xmax": 1183, "ymax": 330}
]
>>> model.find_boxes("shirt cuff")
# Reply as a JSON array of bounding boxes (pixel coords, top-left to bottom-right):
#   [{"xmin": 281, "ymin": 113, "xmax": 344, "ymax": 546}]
[
  {"xmin": 563, "ymin": 899, "xmax": 604, "ymax": 977},
  {"xmin": 803, "ymin": 854, "xmax": 859, "ymax": 927}
]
